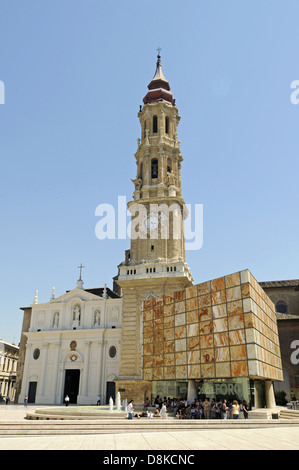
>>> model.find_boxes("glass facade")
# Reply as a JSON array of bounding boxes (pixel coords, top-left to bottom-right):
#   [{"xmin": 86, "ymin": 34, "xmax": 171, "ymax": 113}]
[{"xmin": 152, "ymin": 378, "xmax": 266, "ymax": 409}]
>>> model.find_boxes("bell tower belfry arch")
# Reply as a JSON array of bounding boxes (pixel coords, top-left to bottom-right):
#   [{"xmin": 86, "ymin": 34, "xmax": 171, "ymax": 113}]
[{"xmin": 115, "ymin": 54, "xmax": 193, "ymax": 397}]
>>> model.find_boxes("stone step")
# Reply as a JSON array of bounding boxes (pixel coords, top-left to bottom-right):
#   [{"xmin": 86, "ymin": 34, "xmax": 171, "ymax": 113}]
[
  {"xmin": 1, "ymin": 419, "xmax": 299, "ymax": 436},
  {"xmin": 279, "ymin": 409, "xmax": 299, "ymax": 419}
]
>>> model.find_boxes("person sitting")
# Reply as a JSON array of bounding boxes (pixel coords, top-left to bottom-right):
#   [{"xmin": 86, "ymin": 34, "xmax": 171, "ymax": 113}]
[
  {"xmin": 185, "ymin": 405, "xmax": 192, "ymax": 419},
  {"xmin": 176, "ymin": 407, "xmax": 184, "ymax": 419},
  {"xmin": 143, "ymin": 397, "xmax": 150, "ymax": 411}
]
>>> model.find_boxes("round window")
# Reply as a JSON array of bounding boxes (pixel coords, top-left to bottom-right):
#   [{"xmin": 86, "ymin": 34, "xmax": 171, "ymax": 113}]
[
  {"xmin": 109, "ymin": 346, "xmax": 117, "ymax": 358},
  {"xmin": 275, "ymin": 301, "xmax": 288, "ymax": 314},
  {"xmin": 33, "ymin": 348, "xmax": 40, "ymax": 360}
]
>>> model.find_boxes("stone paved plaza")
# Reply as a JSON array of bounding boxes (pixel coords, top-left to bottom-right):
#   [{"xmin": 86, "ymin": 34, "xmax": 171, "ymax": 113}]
[{"xmin": 0, "ymin": 404, "xmax": 299, "ymax": 450}]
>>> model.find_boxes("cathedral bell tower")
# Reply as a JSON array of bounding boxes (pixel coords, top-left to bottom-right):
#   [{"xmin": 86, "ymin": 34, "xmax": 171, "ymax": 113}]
[
  {"xmin": 118, "ymin": 53, "xmax": 193, "ymax": 284},
  {"xmin": 115, "ymin": 54, "xmax": 193, "ymax": 395}
]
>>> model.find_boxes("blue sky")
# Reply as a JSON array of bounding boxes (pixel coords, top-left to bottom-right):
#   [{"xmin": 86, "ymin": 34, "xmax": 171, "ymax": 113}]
[{"xmin": 0, "ymin": 0, "xmax": 298, "ymax": 344}]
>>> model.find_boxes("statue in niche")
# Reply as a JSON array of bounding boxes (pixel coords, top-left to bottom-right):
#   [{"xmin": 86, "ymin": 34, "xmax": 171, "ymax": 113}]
[
  {"xmin": 53, "ymin": 312, "xmax": 59, "ymax": 328},
  {"xmin": 167, "ymin": 172, "xmax": 175, "ymax": 186},
  {"xmin": 72, "ymin": 304, "xmax": 81, "ymax": 326},
  {"xmin": 94, "ymin": 310, "xmax": 101, "ymax": 326}
]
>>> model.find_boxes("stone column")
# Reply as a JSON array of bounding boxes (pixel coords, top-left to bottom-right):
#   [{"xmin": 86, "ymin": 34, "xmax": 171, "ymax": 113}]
[
  {"xmin": 265, "ymin": 380, "xmax": 276, "ymax": 409},
  {"xmin": 81, "ymin": 340, "xmax": 91, "ymax": 397},
  {"xmin": 101, "ymin": 340, "xmax": 107, "ymax": 402},
  {"xmin": 96, "ymin": 339, "xmax": 103, "ymax": 397},
  {"xmin": 18, "ymin": 343, "xmax": 32, "ymax": 402},
  {"xmin": 187, "ymin": 380, "xmax": 197, "ymax": 403},
  {"xmin": 52, "ymin": 342, "xmax": 60, "ymax": 404},
  {"xmin": 39, "ymin": 342, "xmax": 49, "ymax": 396},
  {"xmin": 58, "ymin": 365, "xmax": 64, "ymax": 404}
]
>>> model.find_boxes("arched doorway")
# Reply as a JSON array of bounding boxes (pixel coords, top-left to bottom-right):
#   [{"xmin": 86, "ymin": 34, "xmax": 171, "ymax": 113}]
[
  {"xmin": 63, "ymin": 369, "xmax": 80, "ymax": 404},
  {"xmin": 62, "ymin": 350, "xmax": 83, "ymax": 404}
]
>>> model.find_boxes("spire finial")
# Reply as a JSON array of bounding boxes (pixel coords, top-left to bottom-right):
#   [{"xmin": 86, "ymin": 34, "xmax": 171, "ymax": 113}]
[
  {"xmin": 78, "ymin": 263, "xmax": 85, "ymax": 281},
  {"xmin": 156, "ymin": 46, "xmax": 162, "ymax": 66},
  {"xmin": 50, "ymin": 287, "xmax": 55, "ymax": 301},
  {"xmin": 33, "ymin": 290, "xmax": 38, "ymax": 304},
  {"xmin": 76, "ymin": 264, "xmax": 85, "ymax": 289}
]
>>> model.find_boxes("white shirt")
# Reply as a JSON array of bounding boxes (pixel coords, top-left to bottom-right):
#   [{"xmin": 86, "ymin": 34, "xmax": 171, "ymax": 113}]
[{"xmin": 127, "ymin": 403, "xmax": 133, "ymax": 413}]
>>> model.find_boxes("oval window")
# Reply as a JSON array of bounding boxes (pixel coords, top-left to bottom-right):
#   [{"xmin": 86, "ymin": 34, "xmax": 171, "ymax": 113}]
[
  {"xmin": 33, "ymin": 348, "xmax": 40, "ymax": 360},
  {"xmin": 275, "ymin": 301, "xmax": 288, "ymax": 314},
  {"xmin": 109, "ymin": 346, "xmax": 117, "ymax": 358}
]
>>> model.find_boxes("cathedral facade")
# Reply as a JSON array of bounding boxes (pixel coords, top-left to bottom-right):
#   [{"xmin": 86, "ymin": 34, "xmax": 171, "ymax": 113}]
[
  {"xmin": 16, "ymin": 54, "xmax": 283, "ymax": 409},
  {"xmin": 17, "ymin": 280, "xmax": 121, "ymax": 405}
]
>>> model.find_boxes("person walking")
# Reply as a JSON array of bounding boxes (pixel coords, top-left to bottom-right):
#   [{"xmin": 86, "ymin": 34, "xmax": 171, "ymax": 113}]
[
  {"xmin": 232, "ymin": 400, "xmax": 240, "ymax": 419},
  {"xmin": 127, "ymin": 399, "xmax": 134, "ymax": 420},
  {"xmin": 64, "ymin": 395, "xmax": 70, "ymax": 407},
  {"xmin": 242, "ymin": 400, "xmax": 249, "ymax": 419},
  {"xmin": 97, "ymin": 395, "xmax": 101, "ymax": 405}
]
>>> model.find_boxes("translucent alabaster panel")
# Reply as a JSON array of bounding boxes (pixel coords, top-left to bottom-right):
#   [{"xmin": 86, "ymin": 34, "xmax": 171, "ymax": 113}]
[{"xmin": 142, "ymin": 269, "xmax": 283, "ymax": 381}]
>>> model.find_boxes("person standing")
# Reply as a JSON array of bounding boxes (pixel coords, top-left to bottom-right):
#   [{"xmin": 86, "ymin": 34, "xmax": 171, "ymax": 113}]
[
  {"xmin": 64, "ymin": 395, "xmax": 70, "ymax": 407},
  {"xmin": 143, "ymin": 397, "xmax": 150, "ymax": 411},
  {"xmin": 203, "ymin": 398, "xmax": 211, "ymax": 419},
  {"xmin": 242, "ymin": 400, "xmax": 249, "ymax": 419},
  {"xmin": 221, "ymin": 399, "xmax": 228, "ymax": 419},
  {"xmin": 97, "ymin": 395, "xmax": 101, "ymax": 405},
  {"xmin": 232, "ymin": 400, "xmax": 240, "ymax": 419},
  {"xmin": 127, "ymin": 399, "xmax": 134, "ymax": 420},
  {"xmin": 24, "ymin": 395, "xmax": 28, "ymax": 407},
  {"xmin": 161, "ymin": 401, "xmax": 167, "ymax": 419}
]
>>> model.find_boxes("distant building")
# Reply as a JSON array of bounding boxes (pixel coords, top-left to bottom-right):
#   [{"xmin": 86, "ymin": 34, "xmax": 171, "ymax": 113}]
[
  {"xmin": 0, "ymin": 340, "xmax": 19, "ymax": 402},
  {"xmin": 260, "ymin": 279, "xmax": 299, "ymax": 400}
]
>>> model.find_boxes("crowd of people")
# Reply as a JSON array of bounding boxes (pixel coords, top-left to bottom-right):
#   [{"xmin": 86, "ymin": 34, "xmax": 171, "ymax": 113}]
[
  {"xmin": 173, "ymin": 397, "xmax": 249, "ymax": 419},
  {"xmin": 148, "ymin": 395, "xmax": 248, "ymax": 419}
]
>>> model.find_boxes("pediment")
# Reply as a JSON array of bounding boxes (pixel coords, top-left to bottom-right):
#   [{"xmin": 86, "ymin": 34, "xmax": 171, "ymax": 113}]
[{"xmin": 49, "ymin": 288, "xmax": 104, "ymax": 305}]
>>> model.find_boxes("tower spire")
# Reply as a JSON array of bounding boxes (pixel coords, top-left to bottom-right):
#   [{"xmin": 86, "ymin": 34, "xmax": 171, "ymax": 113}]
[{"xmin": 143, "ymin": 52, "xmax": 174, "ymax": 105}]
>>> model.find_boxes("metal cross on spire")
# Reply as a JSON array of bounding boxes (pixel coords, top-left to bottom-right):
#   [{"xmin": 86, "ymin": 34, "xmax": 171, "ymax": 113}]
[
  {"xmin": 157, "ymin": 46, "xmax": 162, "ymax": 56},
  {"xmin": 78, "ymin": 263, "xmax": 85, "ymax": 281}
]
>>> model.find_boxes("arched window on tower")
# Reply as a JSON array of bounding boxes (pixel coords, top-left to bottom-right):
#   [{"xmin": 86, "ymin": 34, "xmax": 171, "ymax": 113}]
[
  {"xmin": 153, "ymin": 115, "xmax": 158, "ymax": 133},
  {"xmin": 151, "ymin": 159, "xmax": 158, "ymax": 178},
  {"xmin": 139, "ymin": 162, "xmax": 143, "ymax": 179},
  {"xmin": 165, "ymin": 116, "xmax": 169, "ymax": 134},
  {"xmin": 167, "ymin": 157, "xmax": 172, "ymax": 174}
]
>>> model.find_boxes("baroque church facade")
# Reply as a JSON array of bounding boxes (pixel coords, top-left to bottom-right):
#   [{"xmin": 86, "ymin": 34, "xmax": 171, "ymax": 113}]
[
  {"xmin": 16, "ymin": 54, "xmax": 283, "ymax": 408},
  {"xmin": 16, "ymin": 279, "xmax": 122, "ymax": 405}
]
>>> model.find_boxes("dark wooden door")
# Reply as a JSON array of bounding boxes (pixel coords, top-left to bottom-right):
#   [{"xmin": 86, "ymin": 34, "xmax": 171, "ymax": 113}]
[
  {"xmin": 64, "ymin": 370, "xmax": 80, "ymax": 404},
  {"xmin": 28, "ymin": 381, "xmax": 37, "ymax": 403},
  {"xmin": 106, "ymin": 381, "xmax": 115, "ymax": 404}
]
